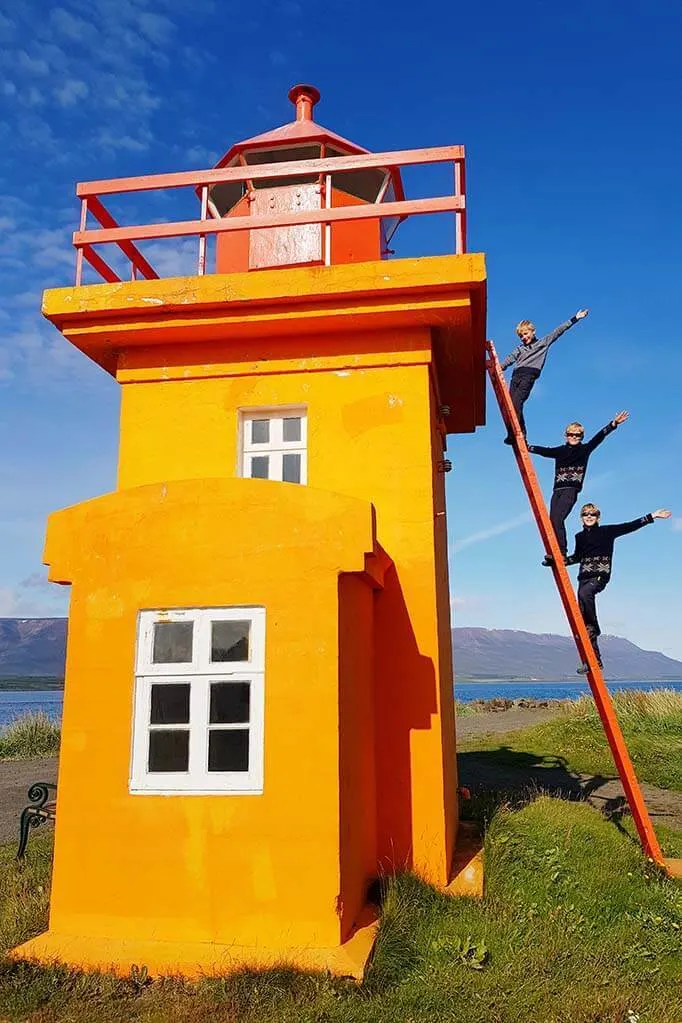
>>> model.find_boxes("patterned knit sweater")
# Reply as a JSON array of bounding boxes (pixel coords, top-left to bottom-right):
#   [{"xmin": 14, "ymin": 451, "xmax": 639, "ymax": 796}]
[
  {"xmin": 566, "ymin": 515, "xmax": 654, "ymax": 580},
  {"xmin": 528, "ymin": 422, "xmax": 617, "ymax": 492}
]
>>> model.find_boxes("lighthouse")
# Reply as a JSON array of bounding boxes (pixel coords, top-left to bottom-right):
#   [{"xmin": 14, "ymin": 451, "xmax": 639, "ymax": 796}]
[{"xmin": 12, "ymin": 86, "xmax": 487, "ymax": 978}]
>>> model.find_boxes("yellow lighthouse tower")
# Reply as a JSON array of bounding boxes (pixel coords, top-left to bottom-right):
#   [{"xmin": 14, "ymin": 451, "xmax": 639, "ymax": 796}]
[{"xmin": 13, "ymin": 86, "xmax": 487, "ymax": 978}]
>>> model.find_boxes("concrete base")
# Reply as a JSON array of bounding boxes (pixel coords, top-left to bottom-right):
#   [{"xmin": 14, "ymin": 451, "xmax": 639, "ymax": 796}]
[
  {"xmin": 664, "ymin": 857, "xmax": 682, "ymax": 880},
  {"xmin": 10, "ymin": 908, "xmax": 378, "ymax": 981},
  {"xmin": 445, "ymin": 821, "xmax": 484, "ymax": 897}
]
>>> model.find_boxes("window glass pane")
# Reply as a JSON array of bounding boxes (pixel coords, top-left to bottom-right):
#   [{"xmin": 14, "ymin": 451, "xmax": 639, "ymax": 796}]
[
  {"xmin": 210, "ymin": 681, "xmax": 250, "ymax": 723},
  {"xmin": 152, "ymin": 621, "xmax": 193, "ymax": 663},
  {"xmin": 282, "ymin": 453, "xmax": 301, "ymax": 484},
  {"xmin": 283, "ymin": 416, "xmax": 301, "ymax": 442},
  {"xmin": 251, "ymin": 419, "xmax": 270, "ymax": 444},
  {"xmin": 211, "ymin": 620, "xmax": 250, "ymax": 662},
  {"xmin": 148, "ymin": 730, "xmax": 189, "ymax": 772},
  {"xmin": 250, "ymin": 456, "xmax": 269, "ymax": 479},
  {"xmin": 208, "ymin": 729, "xmax": 249, "ymax": 772},
  {"xmin": 150, "ymin": 683, "xmax": 190, "ymax": 724}
]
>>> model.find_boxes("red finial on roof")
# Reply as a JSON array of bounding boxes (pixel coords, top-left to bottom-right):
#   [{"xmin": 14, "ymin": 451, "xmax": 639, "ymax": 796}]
[{"xmin": 288, "ymin": 84, "xmax": 320, "ymax": 122}]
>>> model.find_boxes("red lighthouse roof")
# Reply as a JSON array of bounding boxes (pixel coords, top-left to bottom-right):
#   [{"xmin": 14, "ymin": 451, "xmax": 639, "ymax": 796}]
[{"xmin": 213, "ymin": 85, "xmax": 368, "ymax": 169}]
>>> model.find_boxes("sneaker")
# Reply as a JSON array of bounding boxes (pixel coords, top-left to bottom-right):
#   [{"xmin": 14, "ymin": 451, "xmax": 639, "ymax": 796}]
[
  {"xmin": 503, "ymin": 436, "xmax": 514, "ymax": 445},
  {"xmin": 576, "ymin": 660, "xmax": 604, "ymax": 675},
  {"xmin": 542, "ymin": 555, "xmax": 554, "ymax": 567}
]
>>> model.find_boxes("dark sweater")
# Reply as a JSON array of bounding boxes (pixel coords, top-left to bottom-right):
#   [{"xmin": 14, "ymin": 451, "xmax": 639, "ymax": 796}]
[
  {"xmin": 528, "ymin": 422, "xmax": 616, "ymax": 492},
  {"xmin": 500, "ymin": 316, "xmax": 579, "ymax": 372},
  {"xmin": 567, "ymin": 515, "xmax": 654, "ymax": 580}
]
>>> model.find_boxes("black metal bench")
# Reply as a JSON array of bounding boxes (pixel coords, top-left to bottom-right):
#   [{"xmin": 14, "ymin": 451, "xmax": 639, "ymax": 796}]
[{"xmin": 17, "ymin": 782, "xmax": 57, "ymax": 859}]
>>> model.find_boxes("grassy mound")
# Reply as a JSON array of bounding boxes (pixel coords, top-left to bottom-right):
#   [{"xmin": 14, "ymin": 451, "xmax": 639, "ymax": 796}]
[
  {"xmin": 0, "ymin": 714, "xmax": 60, "ymax": 761},
  {"xmin": 459, "ymin": 689, "xmax": 682, "ymax": 791},
  {"xmin": 2, "ymin": 797, "xmax": 681, "ymax": 1022}
]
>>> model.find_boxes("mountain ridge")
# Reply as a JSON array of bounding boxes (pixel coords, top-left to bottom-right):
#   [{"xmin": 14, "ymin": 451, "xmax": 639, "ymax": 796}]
[{"xmin": 1, "ymin": 618, "xmax": 681, "ymax": 682}]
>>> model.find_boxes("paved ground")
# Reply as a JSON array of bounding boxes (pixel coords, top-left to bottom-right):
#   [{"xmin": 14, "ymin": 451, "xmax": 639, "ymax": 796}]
[{"xmin": 0, "ymin": 757, "xmax": 58, "ymax": 848}]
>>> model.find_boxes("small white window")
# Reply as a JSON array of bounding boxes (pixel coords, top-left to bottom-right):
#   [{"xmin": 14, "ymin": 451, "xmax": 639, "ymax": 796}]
[
  {"xmin": 240, "ymin": 409, "xmax": 307, "ymax": 484},
  {"xmin": 130, "ymin": 608, "xmax": 265, "ymax": 795}
]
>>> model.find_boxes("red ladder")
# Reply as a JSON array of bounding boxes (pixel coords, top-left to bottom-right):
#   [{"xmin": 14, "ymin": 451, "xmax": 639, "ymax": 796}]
[{"xmin": 487, "ymin": 340, "xmax": 679, "ymax": 874}]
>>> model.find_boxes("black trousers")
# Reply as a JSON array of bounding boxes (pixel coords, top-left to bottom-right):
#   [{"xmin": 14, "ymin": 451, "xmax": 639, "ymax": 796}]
[
  {"xmin": 507, "ymin": 367, "xmax": 540, "ymax": 439},
  {"xmin": 549, "ymin": 487, "xmax": 579, "ymax": 555},
  {"xmin": 578, "ymin": 576, "xmax": 608, "ymax": 662}
]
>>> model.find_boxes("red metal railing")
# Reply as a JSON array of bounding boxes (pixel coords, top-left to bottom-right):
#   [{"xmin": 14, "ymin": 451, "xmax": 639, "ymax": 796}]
[{"xmin": 71, "ymin": 145, "xmax": 467, "ymax": 285}]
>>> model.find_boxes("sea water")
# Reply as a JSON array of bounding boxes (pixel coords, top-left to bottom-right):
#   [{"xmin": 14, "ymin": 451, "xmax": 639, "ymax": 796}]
[{"xmin": 2, "ymin": 680, "xmax": 682, "ymax": 728}]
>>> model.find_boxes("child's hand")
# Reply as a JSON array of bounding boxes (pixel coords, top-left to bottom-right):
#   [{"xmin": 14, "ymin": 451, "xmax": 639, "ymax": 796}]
[
  {"xmin": 575, "ymin": 309, "xmax": 589, "ymax": 319},
  {"xmin": 612, "ymin": 410, "xmax": 629, "ymax": 426},
  {"xmin": 652, "ymin": 509, "xmax": 672, "ymax": 520}
]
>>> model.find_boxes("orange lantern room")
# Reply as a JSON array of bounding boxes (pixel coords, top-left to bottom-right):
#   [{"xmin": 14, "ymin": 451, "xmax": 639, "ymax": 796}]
[{"xmin": 12, "ymin": 85, "xmax": 487, "ymax": 980}]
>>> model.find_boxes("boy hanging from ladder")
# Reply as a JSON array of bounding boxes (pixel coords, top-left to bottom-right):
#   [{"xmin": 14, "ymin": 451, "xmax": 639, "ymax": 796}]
[
  {"xmin": 528, "ymin": 411, "xmax": 629, "ymax": 566},
  {"xmin": 500, "ymin": 309, "xmax": 589, "ymax": 444},
  {"xmin": 566, "ymin": 504, "xmax": 672, "ymax": 671}
]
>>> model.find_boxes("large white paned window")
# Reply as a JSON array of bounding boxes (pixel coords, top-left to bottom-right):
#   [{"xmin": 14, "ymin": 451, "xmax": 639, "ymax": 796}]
[
  {"xmin": 240, "ymin": 409, "xmax": 307, "ymax": 484},
  {"xmin": 130, "ymin": 607, "xmax": 265, "ymax": 795}
]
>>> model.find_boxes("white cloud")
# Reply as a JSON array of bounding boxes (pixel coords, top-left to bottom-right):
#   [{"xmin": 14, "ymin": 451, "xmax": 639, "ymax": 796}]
[
  {"xmin": 450, "ymin": 512, "xmax": 533, "ymax": 553},
  {"xmin": 16, "ymin": 50, "xmax": 49, "ymax": 75},
  {"xmin": 672, "ymin": 518, "xmax": 682, "ymax": 532},
  {"xmin": 0, "ymin": 580, "xmax": 69, "ymax": 617},
  {"xmin": 54, "ymin": 78, "xmax": 89, "ymax": 107}
]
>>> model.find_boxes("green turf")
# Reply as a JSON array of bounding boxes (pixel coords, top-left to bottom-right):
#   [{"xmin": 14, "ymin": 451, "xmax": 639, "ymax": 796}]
[{"xmin": 2, "ymin": 795, "xmax": 681, "ymax": 1022}]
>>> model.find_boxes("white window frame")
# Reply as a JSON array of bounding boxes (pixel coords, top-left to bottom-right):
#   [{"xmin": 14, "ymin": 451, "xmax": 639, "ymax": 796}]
[
  {"xmin": 130, "ymin": 607, "xmax": 265, "ymax": 795},
  {"xmin": 239, "ymin": 408, "xmax": 308, "ymax": 484}
]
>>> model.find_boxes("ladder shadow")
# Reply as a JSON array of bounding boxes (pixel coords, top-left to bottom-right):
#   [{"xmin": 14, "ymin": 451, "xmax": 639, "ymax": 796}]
[{"xmin": 457, "ymin": 747, "xmax": 639, "ymax": 849}]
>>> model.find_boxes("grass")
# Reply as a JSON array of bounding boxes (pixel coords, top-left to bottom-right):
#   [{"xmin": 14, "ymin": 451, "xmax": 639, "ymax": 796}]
[
  {"xmin": 0, "ymin": 713, "xmax": 61, "ymax": 761},
  {"xmin": 458, "ymin": 689, "xmax": 682, "ymax": 791},
  {"xmin": 1, "ymin": 796, "xmax": 682, "ymax": 1022}
]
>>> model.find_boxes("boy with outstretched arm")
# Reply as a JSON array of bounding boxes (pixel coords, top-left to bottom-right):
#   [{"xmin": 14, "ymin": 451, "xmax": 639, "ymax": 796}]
[
  {"xmin": 500, "ymin": 309, "xmax": 589, "ymax": 444},
  {"xmin": 529, "ymin": 411, "xmax": 629, "ymax": 565},
  {"xmin": 566, "ymin": 504, "xmax": 671, "ymax": 672}
]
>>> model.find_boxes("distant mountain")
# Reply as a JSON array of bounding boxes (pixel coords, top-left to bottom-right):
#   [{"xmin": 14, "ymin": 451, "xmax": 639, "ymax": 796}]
[
  {"xmin": 1, "ymin": 618, "xmax": 681, "ymax": 683},
  {"xmin": 453, "ymin": 627, "xmax": 682, "ymax": 681},
  {"xmin": 0, "ymin": 618, "xmax": 67, "ymax": 677}
]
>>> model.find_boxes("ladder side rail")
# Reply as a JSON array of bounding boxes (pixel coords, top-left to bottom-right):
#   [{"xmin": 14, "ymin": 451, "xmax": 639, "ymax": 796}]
[{"xmin": 486, "ymin": 340, "xmax": 665, "ymax": 867}]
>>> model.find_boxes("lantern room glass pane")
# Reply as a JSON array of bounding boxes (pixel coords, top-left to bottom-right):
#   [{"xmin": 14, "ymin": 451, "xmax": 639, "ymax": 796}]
[
  {"xmin": 148, "ymin": 730, "xmax": 189, "ymax": 772},
  {"xmin": 152, "ymin": 622, "xmax": 193, "ymax": 664},
  {"xmin": 211, "ymin": 620, "xmax": 250, "ymax": 662},
  {"xmin": 208, "ymin": 730, "xmax": 249, "ymax": 772}
]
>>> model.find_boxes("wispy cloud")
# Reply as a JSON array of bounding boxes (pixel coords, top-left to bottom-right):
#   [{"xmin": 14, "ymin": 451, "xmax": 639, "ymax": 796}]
[
  {"xmin": 451, "ymin": 512, "xmax": 533, "ymax": 553},
  {"xmin": 672, "ymin": 518, "xmax": 682, "ymax": 532}
]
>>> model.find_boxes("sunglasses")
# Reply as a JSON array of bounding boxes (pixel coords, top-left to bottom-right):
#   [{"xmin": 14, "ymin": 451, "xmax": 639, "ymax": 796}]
[
  {"xmin": 581, "ymin": 513, "xmax": 598, "ymax": 519},
  {"xmin": 566, "ymin": 432, "xmax": 583, "ymax": 438}
]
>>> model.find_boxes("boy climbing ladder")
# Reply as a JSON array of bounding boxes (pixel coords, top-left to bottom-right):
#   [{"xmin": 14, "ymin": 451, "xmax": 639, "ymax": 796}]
[
  {"xmin": 500, "ymin": 309, "xmax": 589, "ymax": 444},
  {"xmin": 528, "ymin": 411, "xmax": 629, "ymax": 565}
]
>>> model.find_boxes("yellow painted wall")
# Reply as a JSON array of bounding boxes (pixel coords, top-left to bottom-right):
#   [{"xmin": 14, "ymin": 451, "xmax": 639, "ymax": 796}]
[
  {"xmin": 43, "ymin": 479, "xmax": 378, "ymax": 950},
  {"xmin": 115, "ymin": 326, "xmax": 456, "ymax": 882}
]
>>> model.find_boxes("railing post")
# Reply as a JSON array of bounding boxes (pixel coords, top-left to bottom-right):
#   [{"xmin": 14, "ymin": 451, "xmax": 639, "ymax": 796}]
[
  {"xmin": 454, "ymin": 160, "xmax": 467, "ymax": 255},
  {"xmin": 198, "ymin": 186, "xmax": 208, "ymax": 276},
  {"xmin": 75, "ymin": 198, "xmax": 88, "ymax": 285}
]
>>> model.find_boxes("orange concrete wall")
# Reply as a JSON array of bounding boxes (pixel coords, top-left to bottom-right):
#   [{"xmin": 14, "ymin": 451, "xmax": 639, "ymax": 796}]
[
  {"xmin": 45, "ymin": 479, "xmax": 377, "ymax": 948},
  {"xmin": 338, "ymin": 574, "xmax": 377, "ymax": 939},
  {"xmin": 115, "ymin": 328, "xmax": 456, "ymax": 884}
]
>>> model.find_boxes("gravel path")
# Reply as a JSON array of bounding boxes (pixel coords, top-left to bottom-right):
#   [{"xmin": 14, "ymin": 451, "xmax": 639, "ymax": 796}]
[
  {"xmin": 2, "ymin": 705, "xmax": 681, "ymax": 847},
  {"xmin": 456, "ymin": 706, "xmax": 682, "ymax": 832},
  {"xmin": 0, "ymin": 757, "xmax": 58, "ymax": 847}
]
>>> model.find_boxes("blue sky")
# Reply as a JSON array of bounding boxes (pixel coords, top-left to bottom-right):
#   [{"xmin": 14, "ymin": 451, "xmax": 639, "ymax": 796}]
[{"xmin": 1, "ymin": 0, "xmax": 681, "ymax": 657}]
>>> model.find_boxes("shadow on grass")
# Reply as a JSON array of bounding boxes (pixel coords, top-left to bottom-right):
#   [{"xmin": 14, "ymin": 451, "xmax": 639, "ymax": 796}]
[{"xmin": 458, "ymin": 747, "xmax": 634, "ymax": 844}]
